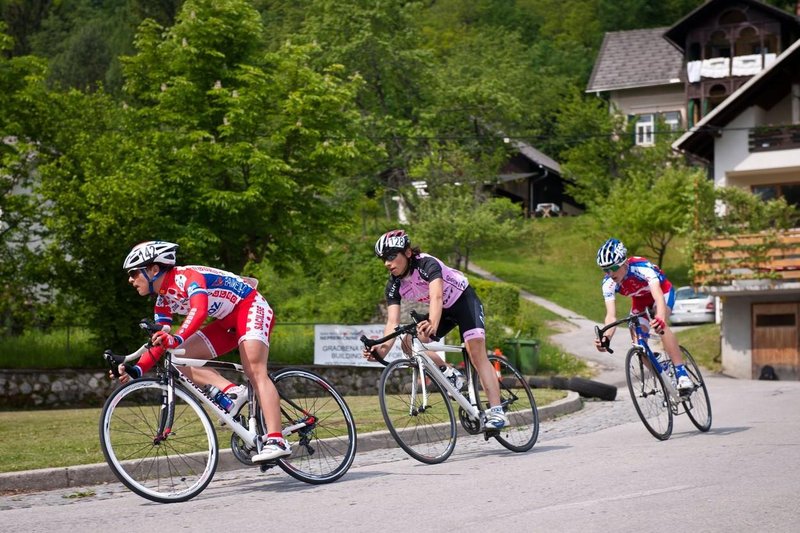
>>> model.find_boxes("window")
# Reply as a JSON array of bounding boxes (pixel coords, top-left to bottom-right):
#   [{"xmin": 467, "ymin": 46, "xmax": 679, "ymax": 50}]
[
  {"xmin": 663, "ymin": 111, "xmax": 681, "ymax": 131},
  {"xmin": 751, "ymin": 183, "xmax": 800, "ymax": 209},
  {"xmin": 635, "ymin": 114, "xmax": 654, "ymax": 146}
]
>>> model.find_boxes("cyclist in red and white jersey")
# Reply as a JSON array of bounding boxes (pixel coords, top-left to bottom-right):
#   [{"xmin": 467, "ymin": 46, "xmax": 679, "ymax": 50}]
[
  {"xmin": 113, "ymin": 241, "xmax": 290, "ymax": 461},
  {"xmin": 363, "ymin": 230, "xmax": 508, "ymax": 430},
  {"xmin": 593, "ymin": 238, "xmax": 693, "ymax": 391}
]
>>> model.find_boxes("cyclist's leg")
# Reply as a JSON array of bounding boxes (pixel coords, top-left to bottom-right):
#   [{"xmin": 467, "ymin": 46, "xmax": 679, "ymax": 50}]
[
  {"xmin": 234, "ymin": 294, "xmax": 288, "ymax": 460},
  {"xmin": 464, "ymin": 335, "xmax": 501, "ymax": 407},
  {"xmin": 179, "ymin": 320, "xmax": 239, "ymax": 391}
]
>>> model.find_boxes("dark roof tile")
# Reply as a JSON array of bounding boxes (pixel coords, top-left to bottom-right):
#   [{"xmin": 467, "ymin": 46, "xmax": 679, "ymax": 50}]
[{"xmin": 587, "ymin": 27, "xmax": 683, "ymax": 93}]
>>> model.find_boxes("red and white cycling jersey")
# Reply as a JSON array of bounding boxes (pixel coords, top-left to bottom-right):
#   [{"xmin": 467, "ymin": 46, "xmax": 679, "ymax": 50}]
[
  {"xmin": 154, "ymin": 265, "xmax": 256, "ymax": 344},
  {"xmin": 601, "ymin": 256, "xmax": 673, "ymax": 310}
]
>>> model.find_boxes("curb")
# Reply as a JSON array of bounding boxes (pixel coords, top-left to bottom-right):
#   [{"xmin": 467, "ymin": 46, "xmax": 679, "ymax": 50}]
[{"xmin": 0, "ymin": 392, "xmax": 582, "ymax": 494}]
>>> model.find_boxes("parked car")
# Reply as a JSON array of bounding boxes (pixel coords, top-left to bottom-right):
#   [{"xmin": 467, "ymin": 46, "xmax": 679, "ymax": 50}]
[{"xmin": 670, "ymin": 286, "xmax": 715, "ymax": 325}]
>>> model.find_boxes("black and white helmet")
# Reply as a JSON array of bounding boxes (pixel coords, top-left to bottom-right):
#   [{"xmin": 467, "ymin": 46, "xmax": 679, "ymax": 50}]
[
  {"xmin": 123, "ymin": 241, "xmax": 179, "ymax": 271},
  {"xmin": 596, "ymin": 238, "xmax": 627, "ymax": 269},
  {"xmin": 374, "ymin": 230, "xmax": 410, "ymax": 259}
]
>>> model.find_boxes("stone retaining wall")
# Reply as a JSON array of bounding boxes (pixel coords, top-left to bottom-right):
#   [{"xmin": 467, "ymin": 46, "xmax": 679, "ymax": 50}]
[{"xmin": 0, "ymin": 365, "xmax": 385, "ymax": 410}]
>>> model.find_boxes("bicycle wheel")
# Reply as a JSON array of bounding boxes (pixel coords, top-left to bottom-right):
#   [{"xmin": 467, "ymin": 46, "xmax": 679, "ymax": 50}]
[
  {"xmin": 679, "ymin": 346, "xmax": 713, "ymax": 432},
  {"xmin": 379, "ymin": 358, "xmax": 457, "ymax": 464},
  {"xmin": 99, "ymin": 378, "xmax": 218, "ymax": 503},
  {"xmin": 485, "ymin": 355, "xmax": 539, "ymax": 452},
  {"xmin": 625, "ymin": 348, "xmax": 673, "ymax": 440},
  {"xmin": 269, "ymin": 369, "xmax": 357, "ymax": 484}
]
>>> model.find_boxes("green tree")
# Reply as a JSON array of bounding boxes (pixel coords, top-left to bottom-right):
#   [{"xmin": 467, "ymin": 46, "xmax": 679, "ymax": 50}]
[
  {"xmin": 0, "ymin": 26, "xmax": 53, "ymax": 335},
  {"xmin": 32, "ymin": 0, "xmax": 378, "ymax": 346}
]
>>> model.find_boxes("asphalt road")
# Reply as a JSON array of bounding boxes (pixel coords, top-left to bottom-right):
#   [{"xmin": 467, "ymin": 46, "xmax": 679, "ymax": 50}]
[{"xmin": 2, "ymin": 375, "xmax": 799, "ymax": 532}]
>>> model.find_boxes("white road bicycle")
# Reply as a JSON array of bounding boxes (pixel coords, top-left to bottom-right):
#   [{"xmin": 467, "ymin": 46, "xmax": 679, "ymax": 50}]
[
  {"xmin": 361, "ymin": 311, "xmax": 539, "ymax": 464},
  {"xmin": 99, "ymin": 320, "xmax": 357, "ymax": 503}
]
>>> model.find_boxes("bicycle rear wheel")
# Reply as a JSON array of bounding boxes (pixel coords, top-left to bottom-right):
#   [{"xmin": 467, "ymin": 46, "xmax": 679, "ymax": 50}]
[
  {"xmin": 625, "ymin": 348, "xmax": 673, "ymax": 440},
  {"xmin": 487, "ymin": 355, "xmax": 539, "ymax": 452},
  {"xmin": 269, "ymin": 369, "xmax": 357, "ymax": 484},
  {"xmin": 379, "ymin": 358, "xmax": 457, "ymax": 464},
  {"xmin": 99, "ymin": 378, "xmax": 218, "ymax": 503},
  {"xmin": 679, "ymin": 346, "xmax": 712, "ymax": 432}
]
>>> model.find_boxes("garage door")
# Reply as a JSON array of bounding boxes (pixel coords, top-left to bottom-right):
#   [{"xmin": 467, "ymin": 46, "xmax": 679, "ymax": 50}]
[{"xmin": 752, "ymin": 303, "xmax": 799, "ymax": 379}]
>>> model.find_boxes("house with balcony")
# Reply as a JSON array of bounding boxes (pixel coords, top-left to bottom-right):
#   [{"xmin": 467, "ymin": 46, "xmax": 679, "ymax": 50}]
[
  {"xmin": 588, "ymin": 0, "xmax": 800, "ymax": 145},
  {"xmin": 673, "ymin": 37, "xmax": 800, "ymax": 380}
]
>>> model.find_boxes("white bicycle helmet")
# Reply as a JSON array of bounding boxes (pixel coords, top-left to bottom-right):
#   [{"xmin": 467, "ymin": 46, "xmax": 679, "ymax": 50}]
[
  {"xmin": 596, "ymin": 238, "xmax": 627, "ymax": 269},
  {"xmin": 123, "ymin": 241, "xmax": 179, "ymax": 271},
  {"xmin": 374, "ymin": 230, "xmax": 410, "ymax": 259}
]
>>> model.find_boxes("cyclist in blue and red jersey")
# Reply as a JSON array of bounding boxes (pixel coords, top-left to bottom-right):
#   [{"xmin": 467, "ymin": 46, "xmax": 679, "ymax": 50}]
[
  {"xmin": 362, "ymin": 230, "xmax": 508, "ymax": 430},
  {"xmin": 593, "ymin": 238, "xmax": 693, "ymax": 392},
  {"xmin": 113, "ymin": 241, "xmax": 290, "ymax": 461}
]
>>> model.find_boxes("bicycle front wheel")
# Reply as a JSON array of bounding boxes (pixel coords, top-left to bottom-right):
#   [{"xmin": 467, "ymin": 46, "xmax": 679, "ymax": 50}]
[
  {"xmin": 487, "ymin": 355, "xmax": 539, "ymax": 452},
  {"xmin": 625, "ymin": 349, "xmax": 673, "ymax": 440},
  {"xmin": 679, "ymin": 346, "xmax": 712, "ymax": 432},
  {"xmin": 99, "ymin": 378, "xmax": 218, "ymax": 503},
  {"xmin": 271, "ymin": 369, "xmax": 357, "ymax": 484},
  {"xmin": 379, "ymin": 358, "xmax": 457, "ymax": 464}
]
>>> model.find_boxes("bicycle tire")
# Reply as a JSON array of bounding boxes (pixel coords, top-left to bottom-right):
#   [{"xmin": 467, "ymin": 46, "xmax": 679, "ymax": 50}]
[
  {"xmin": 267, "ymin": 368, "xmax": 357, "ymax": 484},
  {"xmin": 487, "ymin": 355, "xmax": 539, "ymax": 452},
  {"xmin": 625, "ymin": 348, "xmax": 673, "ymax": 440},
  {"xmin": 379, "ymin": 358, "xmax": 457, "ymax": 464},
  {"xmin": 679, "ymin": 346, "xmax": 713, "ymax": 432},
  {"xmin": 99, "ymin": 378, "xmax": 218, "ymax": 503}
]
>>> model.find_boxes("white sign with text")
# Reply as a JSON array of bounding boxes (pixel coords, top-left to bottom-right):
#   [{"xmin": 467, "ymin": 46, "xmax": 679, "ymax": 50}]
[{"xmin": 314, "ymin": 324, "xmax": 406, "ymax": 367}]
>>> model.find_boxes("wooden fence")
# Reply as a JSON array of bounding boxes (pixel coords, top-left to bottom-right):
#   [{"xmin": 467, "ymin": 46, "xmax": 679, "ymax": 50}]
[{"xmin": 693, "ymin": 229, "xmax": 800, "ymax": 285}]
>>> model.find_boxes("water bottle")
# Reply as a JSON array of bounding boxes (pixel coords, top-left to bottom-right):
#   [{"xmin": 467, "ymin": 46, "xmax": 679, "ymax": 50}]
[
  {"xmin": 204, "ymin": 385, "xmax": 234, "ymax": 412},
  {"xmin": 441, "ymin": 366, "xmax": 465, "ymax": 390}
]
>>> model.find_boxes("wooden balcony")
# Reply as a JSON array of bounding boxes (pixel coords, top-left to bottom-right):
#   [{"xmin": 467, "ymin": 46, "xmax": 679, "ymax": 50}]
[
  {"xmin": 749, "ymin": 125, "xmax": 800, "ymax": 153},
  {"xmin": 693, "ymin": 229, "xmax": 800, "ymax": 286}
]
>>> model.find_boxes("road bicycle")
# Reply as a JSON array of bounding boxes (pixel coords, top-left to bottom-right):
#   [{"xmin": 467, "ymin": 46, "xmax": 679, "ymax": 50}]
[
  {"xmin": 99, "ymin": 319, "xmax": 357, "ymax": 503},
  {"xmin": 361, "ymin": 311, "xmax": 539, "ymax": 464},
  {"xmin": 595, "ymin": 311, "xmax": 712, "ymax": 440}
]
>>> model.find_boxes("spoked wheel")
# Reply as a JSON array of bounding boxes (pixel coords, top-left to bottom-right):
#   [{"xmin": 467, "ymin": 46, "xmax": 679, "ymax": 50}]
[
  {"xmin": 99, "ymin": 378, "xmax": 218, "ymax": 503},
  {"xmin": 379, "ymin": 358, "xmax": 457, "ymax": 464},
  {"xmin": 679, "ymin": 346, "xmax": 712, "ymax": 432},
  {"xmin": 625, "ymin": 349, "xmax": 673, "ymax": 440},
  {"xmin": 263, "ymin": 368, "xmax": 357, "ymax": 484},
  {"xmin": 485, "ymin": 355, "xmax": 539, "ymax": 452}
]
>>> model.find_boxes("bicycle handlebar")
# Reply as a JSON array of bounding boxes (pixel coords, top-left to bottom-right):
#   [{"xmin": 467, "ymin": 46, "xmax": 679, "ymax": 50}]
[
  {"xmin": 594, "ymin": 311, "xmax": 649, "ymax": 355},
  {"xmin": 102, "ymin": 319, "xmax": 177, "ymax": 377},
  {"xmin": 359, "ymin": 311, "xmax": 431, "ymax": 366}
]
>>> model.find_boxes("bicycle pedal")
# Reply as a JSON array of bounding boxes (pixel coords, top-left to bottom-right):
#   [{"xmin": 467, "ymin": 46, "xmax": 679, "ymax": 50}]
[
  {"xmin": 259, "ymin": 461, "xmax": 279, "ymax": 472},
  {"xmin": 484, "ymin": 430, "xmax": 499, "ymax": 440}
]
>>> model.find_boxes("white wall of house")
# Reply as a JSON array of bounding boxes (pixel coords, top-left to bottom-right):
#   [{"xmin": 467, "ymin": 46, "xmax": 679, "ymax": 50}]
[
  {"xmin": 719, "ymin": 296, "xmax": 753, "ymax": 378},
  {"xmin": 714, "ymin": 107, "xmax": 759, "ymax": 187},
  {"xmin": 609, "ymin": 84, "xmax": 685, "ymax": 119}
]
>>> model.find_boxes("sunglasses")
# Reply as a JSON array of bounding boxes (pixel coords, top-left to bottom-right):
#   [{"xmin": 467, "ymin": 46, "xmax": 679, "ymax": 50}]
[
  {"xmin": 128, "ymin": 268, "xmax": 145, "ymax": 278},
  {"xmin": 382, "ymin": 252, "xmax": 399, "ymax": 261},
  {"xmin": 602, "ymin": 264, "xmax": 622, "ymax": 273}
]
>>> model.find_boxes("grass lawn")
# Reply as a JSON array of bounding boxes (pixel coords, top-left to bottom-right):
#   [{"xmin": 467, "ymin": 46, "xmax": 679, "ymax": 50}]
[
  {"xmin": 0, "ymin": 389, "xmax": 566, "ymax": 473},
  {"xmin": 471, "ymin": 217, "xmax": 693, "ymax": 324}
]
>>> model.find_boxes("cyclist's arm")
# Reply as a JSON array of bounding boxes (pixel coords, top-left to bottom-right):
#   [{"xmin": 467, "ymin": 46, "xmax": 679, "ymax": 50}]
[
  {"xmin": 595, "ymin": 299, "xmax": 617, "ymax": 352},
  {"xmin": 365, "ymin": 304, "xmax": 400, "ymax": 359},
  {"xmin": 420, "ymin": 278, "xmax": 443, "ymax": 337},
  {"xmin": 648, "ymin": 279, "xmax": 668, "ymax": 322}
]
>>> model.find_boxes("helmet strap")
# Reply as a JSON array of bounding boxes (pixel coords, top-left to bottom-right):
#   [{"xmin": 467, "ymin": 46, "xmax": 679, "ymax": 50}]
[{"xmin": 142, "ymin": 266, "xmax": 166, "ymax": 295}]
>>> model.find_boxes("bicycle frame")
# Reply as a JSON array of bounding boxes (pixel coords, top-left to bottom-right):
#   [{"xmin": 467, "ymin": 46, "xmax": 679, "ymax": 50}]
[
  {"xmin": 405, "ymin": 337, "xmax": 486, "ymax": 425},
  {"xmin": 597, "ymin": 312, "xmax": 683, "ymax": 406},
  {"xmin": 109, "ymin": 344, "xmax": 309, "ymax": 450}
]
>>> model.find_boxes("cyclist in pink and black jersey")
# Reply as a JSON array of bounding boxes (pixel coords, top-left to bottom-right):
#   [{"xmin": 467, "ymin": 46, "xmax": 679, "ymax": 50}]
[
  {"xmin": 594, "ymin": 238, "xmax": 693, "ymax": 392},
  {"xmin": 363, "ymin": 230, "xmax": 508, "ymax": 430},
  {"xmin": 112, "ymin": 241, "xmax": 290, "ymax": 461}
]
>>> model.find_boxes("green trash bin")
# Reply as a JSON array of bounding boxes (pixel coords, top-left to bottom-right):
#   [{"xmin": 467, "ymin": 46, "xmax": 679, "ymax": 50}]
[{"xmin": 502, "ymin": 338, "xmax": 540, "ymax": 374}]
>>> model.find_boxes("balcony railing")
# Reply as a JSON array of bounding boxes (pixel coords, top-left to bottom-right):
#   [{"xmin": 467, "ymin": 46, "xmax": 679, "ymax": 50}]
[
  {"xmin": 749, "ymin": 125, "xmax": 800, "ymax": 153},
  {"xmin": 693, "ymin": 229, "xmax": 800, "ymax": 285}
]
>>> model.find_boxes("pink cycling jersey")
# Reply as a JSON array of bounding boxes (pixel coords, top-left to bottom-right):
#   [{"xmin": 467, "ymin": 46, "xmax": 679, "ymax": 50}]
[
  {"xmin": 601, "ymin": 256, "xmax": 673, "ymax": 311},
  {"xmin": 385, "ymin": 254, "xmax": 469, "ymax": 307}
]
